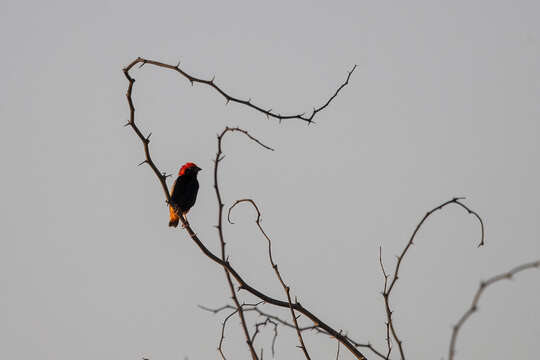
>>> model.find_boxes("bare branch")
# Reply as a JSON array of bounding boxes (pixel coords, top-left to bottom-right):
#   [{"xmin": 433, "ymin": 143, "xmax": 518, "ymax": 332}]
[
  {"xmin": 229, "ymin": 199, "xmax": 312, "ymax": 359},
  {"xmin": 214, "ymin": 128, "xmax": 270, "ymax": 360},
  {"xmin": 198, "ymin": 304, "xmax": 236, "ymax": 314},
  {"xmin": 344, "ymin": 336, "xmax": 388, "ymax": 360},
  {"xmin": 452, "ymin": 199, "xmax": 485, "ymax": 247},
  {"xmin": 218, "ymin": 309, "xmax": 239, "ymax": 360},
  {"xmin": 199, "ymin": 302, "xmax": 321, "ymax": 334},
  {"xmin": 448, "ymin": 259, "xmax": 540, "ymax": 360},
  {"xmin": 379, "ymin": 197, "xmax": 485, "ymax": 360},
  {"xmin": 251, "ymin": 317, "xmax": 279, "ymax": 357},
  {"xmin": 123, "ymin": 57, "xmax": 356, "ymax": 124},
  {"xmin": 378, "ymin": 247, "xmax": 392, "ymax": 360}
]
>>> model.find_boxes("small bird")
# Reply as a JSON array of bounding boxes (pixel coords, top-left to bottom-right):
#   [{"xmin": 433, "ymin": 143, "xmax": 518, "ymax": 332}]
[{"xmin": 169, "ymin": 162, "xmax": 202, "ymax": 227}]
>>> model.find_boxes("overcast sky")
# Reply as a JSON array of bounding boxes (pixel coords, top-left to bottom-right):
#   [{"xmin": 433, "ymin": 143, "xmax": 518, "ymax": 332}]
[{"xmin": 1, "ymin": 1, "xmax": 539, "ymax": 359}]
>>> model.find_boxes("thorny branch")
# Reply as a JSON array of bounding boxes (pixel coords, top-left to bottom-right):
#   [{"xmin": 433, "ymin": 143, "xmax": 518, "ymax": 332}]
[
  {"xmin": 448, "ymin": 259, "xmax": 540, "ymax": 360},
  {"xmin": 229, "ymin": 199, "xmax": 312, "ymax": 359},
  {"xmin": 200, "ymin": 302, "xmax": 311, "ymax": 358},
  {"xmin": 124, "ymin": 57, "xmax": 356, "ymax": 124},
  {"xmin": 219, "ymin": 309, "xmax": 239, "ymax": 360},
  {"xmin": 378, "ymin": 248, "xmax": 392, "ymax": 360},
  {"xmin": 123, "ymin": 58, "xmax": 369, "ymax": 360},
  {"xmin": 343, "ymin": 336, "xmax": 388, "ymax": 360},
  {"xmin": 251, "ymin": 318, "xmax": 279, "ymax": 357},
  {"xmin": 200, "ymin": 303, "xmax": 323, "ymax": 335},
  {"xmin": 379, "ymin": 197, "xmax": 485, "ymax": 360},
  {"xmin": 214, "ymin": 127, "xmax": 274, "ymax": 360}
]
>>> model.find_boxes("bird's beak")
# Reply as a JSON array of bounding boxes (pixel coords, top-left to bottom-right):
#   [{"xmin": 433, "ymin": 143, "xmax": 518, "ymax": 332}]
[{"xmin": 196, "ymin": 166, "xmax": 202, "ymax": 172}]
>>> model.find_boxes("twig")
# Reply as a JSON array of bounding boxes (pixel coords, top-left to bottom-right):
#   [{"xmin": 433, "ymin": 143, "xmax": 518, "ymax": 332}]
[
  {"xmin": 201, "ymin": 302, "xmax": 315, "ymax": 358},
  {"xmin": 251, "ymin": 317, "xmax": 279, "ymax": 357},
  {"xmin": 378, "ymin": 247, "xmax": 392, "ymax": 360},
  {"xmin": 379, "ymin": 197, "xmax": 485, "ymax": 360},
  {"xmin": 448, "ymin": 259, "xmax": 540, "ymax": 360},
  {"xmin": 218, "ymin": 309, "xmax": 239, "ymax": 360},
  {"xmin": 344, "ymin": 336, "xmax": 388, "ymax": 360},
  {"xmin": 123, "ymin": 57, "xmax": 356, "ymax": 124},
  {"xmin": 229, "ymin": 199, "xmax": 312, "ymax": 360}
]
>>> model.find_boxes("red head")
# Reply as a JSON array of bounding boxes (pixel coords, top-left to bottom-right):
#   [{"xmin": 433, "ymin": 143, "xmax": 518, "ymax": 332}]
[{"xmin": 178, "ymin": 162, "xmax": 202, "ymax": 176}]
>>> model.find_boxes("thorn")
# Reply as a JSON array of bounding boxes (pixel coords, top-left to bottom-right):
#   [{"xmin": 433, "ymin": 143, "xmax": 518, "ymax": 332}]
[
  {"xmin": 190, "ymin": 79, "xmax": 194, "ymax": 86},
  {"xmin": 176, "ymin": 60, "xmax": 181, "ymax": 68},
  {"xmin": 138, "ymin": 60, "xmax": 147, "ymax": 68},
  {"xmin": 137, "ymin": 160, "xmax": 147, "ymax": 166},
  {"xmin": 145, "ymin": 132, "xmax": 152, "ymax": 142}
]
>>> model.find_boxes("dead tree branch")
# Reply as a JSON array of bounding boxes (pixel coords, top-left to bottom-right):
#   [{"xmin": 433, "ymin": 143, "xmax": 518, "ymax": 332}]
[
  {"xmin": 378, "ymin": 247, "xmax": 392, "ymax": 360},
  {"xmin": 379, "ymin": 197, "xmax": 485, "ymax": 360},
  {"xmin": 214, "ymin": 128, "xmax": 274, "ymax": 360},
  {"xmin": 344, "ymin": 336, "xmax": 388, "ymax": 360},
  {"xmin": 229, "ymin": 199, "xmax": 312, "ymax": 359},
  {"xmin": 218, "ymin": 308, "xmax": 239, "ymax": 360},
  {"xmin": 124, "ymin": 57, "xmax": 356, "ymax": 124},
  {"xmin": 448, "ymin": 259, "xmax": 540, "ymax": 360}
]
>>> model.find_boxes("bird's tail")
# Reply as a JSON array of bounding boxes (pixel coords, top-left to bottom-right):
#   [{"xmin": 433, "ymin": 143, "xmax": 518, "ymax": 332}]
[{"xmin": 169, "ymin": 206, "xmax": 179, "ymax": 227}]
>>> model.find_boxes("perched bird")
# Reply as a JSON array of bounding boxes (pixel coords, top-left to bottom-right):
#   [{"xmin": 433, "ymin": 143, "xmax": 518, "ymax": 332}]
[{"xmin": 169, "ymin": 162, "xmax": 202, "ymax": 227}]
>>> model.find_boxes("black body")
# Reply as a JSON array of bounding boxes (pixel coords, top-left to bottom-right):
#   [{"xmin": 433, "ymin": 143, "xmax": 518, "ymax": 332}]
[{"xmin": 170, "ymin": 168, "xmax": 200, "ymax": 214}]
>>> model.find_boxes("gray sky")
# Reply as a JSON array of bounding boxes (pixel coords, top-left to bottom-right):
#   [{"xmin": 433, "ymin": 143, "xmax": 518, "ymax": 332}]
[{"xmin": 1, "ymin": 1, "xmax": 539, "ymax": 359}]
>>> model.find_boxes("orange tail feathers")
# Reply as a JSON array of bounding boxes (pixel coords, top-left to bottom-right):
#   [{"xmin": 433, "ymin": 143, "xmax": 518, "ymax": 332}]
[{"xmin": 169, "ymin": 206, "xmax": 179, "ymax": 227}]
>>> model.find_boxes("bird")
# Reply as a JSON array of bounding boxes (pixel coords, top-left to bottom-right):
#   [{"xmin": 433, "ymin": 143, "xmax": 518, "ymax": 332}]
[{"xmin": 168, "ymin": 162, "xmax": 202, "ymax": 227}]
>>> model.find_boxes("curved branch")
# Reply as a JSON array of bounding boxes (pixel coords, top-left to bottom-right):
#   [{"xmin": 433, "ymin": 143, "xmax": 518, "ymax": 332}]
[
  {"xmin": 214, "ymin": 128, "xmax": 273, "ymax": 360},
  {"xmin": 448, "ymin": 259, "xmax": 540, "ymax": 360},
  {"xmin": 229, "ymin": 199, "xmax": 312, "ymax": 359},
  {"xmin": 124, "ymin": 57, "xmax": 356, "ymax": 124},
  {"xmin": 380, "ymin": 197, "xmax": 485, "ymax": 360},
  {"xmin": 218, "ymin": 309, "xmax": 239, "ymax": 360}
]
